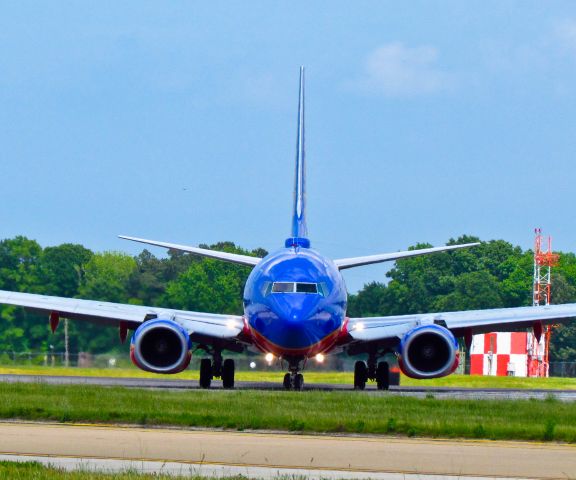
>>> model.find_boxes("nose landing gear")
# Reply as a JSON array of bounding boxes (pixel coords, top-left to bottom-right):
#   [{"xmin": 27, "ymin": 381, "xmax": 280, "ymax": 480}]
[
  {"xmin": 283, "ymin": 372, "xmax": 304, "ymax": 390},
  {"xmin": 282, "ymin": 356, "xmax": 305, "ymax": 391}
]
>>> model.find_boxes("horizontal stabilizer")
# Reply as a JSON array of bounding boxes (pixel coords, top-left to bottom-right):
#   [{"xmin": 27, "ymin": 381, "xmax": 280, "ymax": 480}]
[
  {"xmin": 333, "ymin": 242, "xmax": 480, "ymax": 270},
  {"xmin": 119, "ymin": 236, "xmax": 261, "ymax": 267}
]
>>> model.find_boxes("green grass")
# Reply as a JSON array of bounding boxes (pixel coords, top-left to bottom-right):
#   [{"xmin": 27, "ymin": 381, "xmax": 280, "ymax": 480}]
[
  {"xmin": 1, "ymin": 365, "xmax": 576, "ymax": 390},
  {"xmin": 0, "ymin": 461, "xmax": 246, "ymax": 479},
  {"xmin": 1, "ymin": 382, "xmax": 575, "ymax": 442},
  {"xmin": 400, "ymin": 373, "xmax": 576, "ymax": 390}
]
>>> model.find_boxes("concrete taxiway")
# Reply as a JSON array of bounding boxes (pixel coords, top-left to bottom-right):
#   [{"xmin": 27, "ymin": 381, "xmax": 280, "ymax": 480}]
[
  {"xmin": 1, "ymin": 373, "xmax": 576, "ymax": 401},
  {"xmin": 0, "ymin": 422, "xmax": 574, "ymax": 479}
]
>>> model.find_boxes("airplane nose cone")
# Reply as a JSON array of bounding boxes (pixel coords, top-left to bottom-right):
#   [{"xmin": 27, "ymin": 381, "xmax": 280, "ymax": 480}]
[
  {"xmin": 255, "ymin": 294, "xmax": 338, "ymax": 351},
  {"xmin": 269, "ymin": 294, "xmax": 319, "ymax": 323}
]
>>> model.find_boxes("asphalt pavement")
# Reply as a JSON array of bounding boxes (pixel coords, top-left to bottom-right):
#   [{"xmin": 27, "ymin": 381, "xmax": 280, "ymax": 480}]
[
  {"xmin": 1, "ymin": 373, "xmax": 576, "ymax": 400},
  {"xmin": 1, "ymin": 422, "xmax": 574, "ymax": 479}
]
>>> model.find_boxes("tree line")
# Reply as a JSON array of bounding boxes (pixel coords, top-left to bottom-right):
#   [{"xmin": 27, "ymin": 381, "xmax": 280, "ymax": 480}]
[
  {"xmin": 0, "ymin": 235, "xmax": 574, "ymax": 361},
  {"xmin": 0, "ymin": 236, "xmax": 265, "ymax": 355}
]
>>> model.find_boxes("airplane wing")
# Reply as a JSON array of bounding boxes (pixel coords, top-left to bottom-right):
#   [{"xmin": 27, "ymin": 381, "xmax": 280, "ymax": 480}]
[
  {"xmin": 346, "ymin": 303, "xmax": 576, "ymax": 344},
  {"xmin": 119, "ymin": 236, "xmax": 262, "ymax": 267},
  {"xmin": 333, "ymin": 242, "xmax": 480, "ymax": 270},
  {"xmin": 0, "ymin": 290, "xmax": 244, "ymax": 341}
]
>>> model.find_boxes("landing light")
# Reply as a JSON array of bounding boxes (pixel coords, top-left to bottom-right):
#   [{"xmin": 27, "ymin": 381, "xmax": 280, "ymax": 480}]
[
  {"xmin": 355, "ymin": 322, "xmax": 365, "ymax": 331},
  {"xmin": 315, "ymin": 353, "xmax": 325, "ymax": 363},
  {"xmin": 226, "ymin": 319, "xmax": 238, "ymax": 329},
  {"xmin": 265, "ymin": 353, "xmax": 274, "ymax": 363}
]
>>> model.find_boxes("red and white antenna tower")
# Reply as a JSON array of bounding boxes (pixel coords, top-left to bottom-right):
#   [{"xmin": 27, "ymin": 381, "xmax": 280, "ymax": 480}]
[
  {"xmin": 529, "ymin": 228, "xmax": 559, "ymax": 377},
  {"xmin": 533, "ymin": 228, "xmax": 559, "ymax": 307}
]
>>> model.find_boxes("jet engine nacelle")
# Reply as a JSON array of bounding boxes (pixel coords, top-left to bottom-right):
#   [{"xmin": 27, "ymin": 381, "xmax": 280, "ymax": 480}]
[
  {"xmin": 398, "ymin": 324, "xmax": 459, "ymax": 379},
  {"xmin": 130, "ymin": 319, "xmax": 191, "ymax": 374}
]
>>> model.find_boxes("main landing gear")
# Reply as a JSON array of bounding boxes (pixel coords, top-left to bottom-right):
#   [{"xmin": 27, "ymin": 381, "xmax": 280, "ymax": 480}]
[
  {"xmin": 354, "ymin": 353, "xmax": 398, "ymax": 391},
  {"xmin": 199, "ymin": 350, "xmax": 235, "ymax": 389},
  {"xmin": 283, "ymin": 356, "xmax": 305, "ymax": 391}
]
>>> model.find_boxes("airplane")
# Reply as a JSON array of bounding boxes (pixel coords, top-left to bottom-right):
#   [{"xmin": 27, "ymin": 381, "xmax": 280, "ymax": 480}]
[{"xmin": 2, "ymin": 67, "xmax": 576, "ymax": 391}]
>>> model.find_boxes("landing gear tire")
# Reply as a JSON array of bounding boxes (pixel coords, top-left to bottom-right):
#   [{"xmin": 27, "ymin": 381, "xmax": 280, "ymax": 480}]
[
  {"xmin": 283, "ymin": 372, "xmax": 304, "ymax": 390},
  {"xmin": 354, "ymin": 361, "xmax": 368, "ymax": 390},
  {"xmin": 376, "ymin": 361, "xmax": 390, "ymax": 391},
  {"xmin": 222, "ymin": 359, "xmax": 235, "ymax": 389},
  {"xmin": 283, "ymin": 373, "xmax": 291, "ymax": 390},
  {"xmin": 389, "ymin": 369, "xmax": 401, "ymax": 387},
  {"xmin": 294, "ymin": 373, "xmax": 304, "ymax": 391},
  {"xmin": 199, "ymin": 358, "xmax": 212, "ymax": 389}
]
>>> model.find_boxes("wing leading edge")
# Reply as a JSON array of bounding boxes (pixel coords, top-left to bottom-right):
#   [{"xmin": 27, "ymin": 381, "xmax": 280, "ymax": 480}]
[
  {"xmin": 0, "ymin": 289, "xmax": 243, "ymax": 341},
  {"xmin": 346, "ymin": 303, "xmax": 576, "ymax": 343}
]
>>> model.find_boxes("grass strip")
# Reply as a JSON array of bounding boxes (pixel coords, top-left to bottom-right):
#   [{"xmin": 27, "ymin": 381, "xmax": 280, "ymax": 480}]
[
  {"xmin": 1, "ymin": 366, "xmax": 576, "ymax": 390},
  {"xmin": 0, "ymin": 383, "xmax": 575, "ymax": 442},
  {"xmin": 0, "ymin": 461, "xmax": 245, "ymax": 479}
]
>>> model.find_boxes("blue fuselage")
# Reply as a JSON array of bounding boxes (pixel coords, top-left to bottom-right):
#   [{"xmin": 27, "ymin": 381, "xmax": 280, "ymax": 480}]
[{"xmin": 243, "ymin": 245, "xmax": 347, "ymax": 358}]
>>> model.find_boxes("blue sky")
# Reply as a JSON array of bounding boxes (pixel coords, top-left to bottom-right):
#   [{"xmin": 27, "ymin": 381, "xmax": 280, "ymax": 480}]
[{"xmin": 1, "ymin": 2, "xmax": 576, "ymax": 292}]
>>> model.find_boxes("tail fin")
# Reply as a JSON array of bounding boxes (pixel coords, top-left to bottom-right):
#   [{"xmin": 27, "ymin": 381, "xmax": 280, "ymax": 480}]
[{"xmin": 290, "ymin": 66, "xmax": 308, "ymax": 241}]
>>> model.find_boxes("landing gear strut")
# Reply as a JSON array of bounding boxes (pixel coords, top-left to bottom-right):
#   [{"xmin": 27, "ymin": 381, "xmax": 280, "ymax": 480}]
[
  {"xmin": 198, "ymin": 349, "xmax": 235, "ymax": 389},
  {"xmin": 283, "ymin": 356, "xmax": 305, "ymax": 391}
]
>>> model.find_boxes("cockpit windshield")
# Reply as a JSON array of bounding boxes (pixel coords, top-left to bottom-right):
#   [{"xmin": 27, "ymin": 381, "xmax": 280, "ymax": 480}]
[
  {"xmin": 272, "ymin": 282, "xmax": 297, "ymax": 293},
  {"xmin": 260, "ymin": 281, "xmax": 329, "ymax": 296},
  {"xmin": 296, "ymin": 283, "xmax": 317, "ymax": 293},
  {"xmin": 268, "ymin": 282, "xmax": 326, "ymax": 295}
]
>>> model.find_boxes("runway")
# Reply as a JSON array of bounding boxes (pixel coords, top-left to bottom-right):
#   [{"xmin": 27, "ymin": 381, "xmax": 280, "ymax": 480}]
[
  {"xmin": 1, "ymin": 373, "xmax": 576, "ymax": 401},
  {"xmin": 0, "ymin": 421, "xmax": 574, "ymax": 479}
]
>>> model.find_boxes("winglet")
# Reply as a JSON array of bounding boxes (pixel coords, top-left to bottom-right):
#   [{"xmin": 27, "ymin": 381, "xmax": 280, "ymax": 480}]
[{"xmin": 289, "ymin": 66, "xmax": 308, "ymax": 244}]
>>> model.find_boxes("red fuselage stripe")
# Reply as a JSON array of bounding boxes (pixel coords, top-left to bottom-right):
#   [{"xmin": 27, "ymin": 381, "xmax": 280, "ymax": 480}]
[{"xmin": 249, "ymin": 324, "xmax": 341, "ymax": 357}]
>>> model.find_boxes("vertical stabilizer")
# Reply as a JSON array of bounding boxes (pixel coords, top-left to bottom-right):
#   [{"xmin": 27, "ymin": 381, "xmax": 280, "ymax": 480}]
[{"xmin": 290, "ymin": 66, "xmax": 308, "ymax": 244}]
